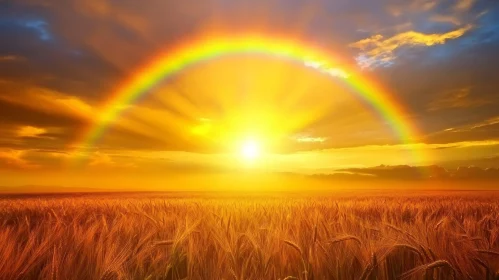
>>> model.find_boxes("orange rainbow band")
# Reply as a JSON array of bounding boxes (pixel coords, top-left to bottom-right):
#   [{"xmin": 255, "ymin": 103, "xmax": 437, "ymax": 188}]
[{"xmin": 76, "ymin": 35, "xmax": 424, "ymax": 164}]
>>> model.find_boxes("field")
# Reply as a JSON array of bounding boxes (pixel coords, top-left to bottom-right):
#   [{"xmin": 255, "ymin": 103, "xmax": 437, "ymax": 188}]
[{"xmin": 0, "ymin": 191, "xmax": 498, "ymax": 280}]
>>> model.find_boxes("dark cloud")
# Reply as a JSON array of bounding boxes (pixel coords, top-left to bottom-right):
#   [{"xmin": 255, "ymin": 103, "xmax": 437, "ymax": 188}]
[
  {"xmin": 334, "ymin": 165, "xmax": 449, "ymax": 180},
  {"xmin": 437, "ymin": 155, "xmax": 499, "ymax": 169},
  {"xmin": 0, "ymin": 149, "xmax": 38, "ymax": 170},
  {"xmin": 314, "ymin": 164, "xmax": 499, "ymax": 181}
]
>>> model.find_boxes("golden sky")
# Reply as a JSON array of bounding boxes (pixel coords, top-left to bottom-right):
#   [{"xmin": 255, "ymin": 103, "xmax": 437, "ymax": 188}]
[{"xmin": 1, "ymin": 0, "xmax": 499, "ymax": 188}]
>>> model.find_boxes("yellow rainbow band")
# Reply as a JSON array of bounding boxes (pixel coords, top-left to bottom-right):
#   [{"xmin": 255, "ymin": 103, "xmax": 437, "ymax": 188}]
[{"xmin": 76, "ymin": 34, "xmax": 423, "ymax": 164}]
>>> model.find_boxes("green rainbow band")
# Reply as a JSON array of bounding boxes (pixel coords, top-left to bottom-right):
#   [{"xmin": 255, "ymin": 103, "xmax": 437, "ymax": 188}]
[{"xmin": 76, "ymin": 35, "xmax": 423, "ymax": 163}]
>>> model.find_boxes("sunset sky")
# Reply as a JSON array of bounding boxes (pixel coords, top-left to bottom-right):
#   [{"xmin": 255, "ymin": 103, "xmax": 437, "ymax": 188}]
[{"xmin": 1, "ymin": 0, "xmax": 499, "ymax": 188}]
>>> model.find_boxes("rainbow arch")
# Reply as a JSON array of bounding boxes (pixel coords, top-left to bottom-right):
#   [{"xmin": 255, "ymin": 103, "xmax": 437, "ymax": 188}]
[{"xmin": 75, "ymin": 34, "xmax": 423, "ymax": 163}]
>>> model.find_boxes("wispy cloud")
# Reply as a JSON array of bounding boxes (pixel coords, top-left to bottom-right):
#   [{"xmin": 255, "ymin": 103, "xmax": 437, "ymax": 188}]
[
  {"xmin": 471, "ymin": 116, "xmax": 499, "ymax": 130},
  {"xmin": 322, "ymin": 140, "xmax": 499, "ymax": 152},
  {"xmin": 0, "ymin": 55, "xmax": 26, "ymax": 62},
  {"xmin": 295, "ymin": 136, "xmax": 327, "ymax": 143},
  {"xmin": 386, "ymin": 0, "xmax": 436, "ymax": 17},
  {"xmin": 87, "ymin": 152, "xmax": 136, "ymax": 169},
  {"xmin": 430, "ymin": 14, "xmax": 461, "ymax": 26},
  {"xmin": 303, "ymin": 59, "xmax": 350, "ymax": 79},
  {"xmin": 17, "ymin": 126, "xmax": 47, "ymax": 138},
  {"xmin": 349, "ymin": 25, "xmax": 472, "ymax": 68},
  {"xmin": 442, "ymin": 116, "xmax": 499, "ymax": 133},
  {"xmin": 428, "ymin": 87, "xmax": 492, "ymax": 111},
  {"xmin": 1, "ymin": 18, "xmax": 54, "ymax": 42},
  {"xmin": 332, "ymin": 164, "xmax": 499, "ymax": 180}
]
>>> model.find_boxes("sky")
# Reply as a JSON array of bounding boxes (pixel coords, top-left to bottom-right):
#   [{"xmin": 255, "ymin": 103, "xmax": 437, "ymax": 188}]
[{"xmin": 1, "ymin": 0, "xmax": 499, "ymax": 188}]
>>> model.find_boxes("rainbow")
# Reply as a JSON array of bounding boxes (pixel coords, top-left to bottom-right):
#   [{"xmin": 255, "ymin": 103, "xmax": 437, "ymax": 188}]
[{"xmin": 75, "ymin": 34, "xmax": 424, "ymax": 164}]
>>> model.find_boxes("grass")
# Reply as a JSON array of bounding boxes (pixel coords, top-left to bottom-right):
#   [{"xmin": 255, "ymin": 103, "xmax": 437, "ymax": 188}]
[{"xmin": 0, "ymin": 191, "xmax": 498, "ymax": 279}]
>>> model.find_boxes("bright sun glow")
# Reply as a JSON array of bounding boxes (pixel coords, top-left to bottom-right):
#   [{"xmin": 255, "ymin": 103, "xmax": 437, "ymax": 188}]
[{"xmin": 241, "ymin": 140, "xmax": 260, "ymax": 160}]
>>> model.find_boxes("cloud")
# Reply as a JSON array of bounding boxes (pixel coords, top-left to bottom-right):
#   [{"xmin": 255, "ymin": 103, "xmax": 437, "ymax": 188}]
[
  {"xmin": 17, "ymin": 126, "xmax": 47, "ymax": 138},
  {"xmin": 0, "ymin": 55, "xmax": 26, "ymax": 62},
  {"xmin": 440, "ymin": 116, "xmax": 499, "ymax": 133},
  {"xmin": 323, "ymin": 140, "xmax": 499, "ymax": 152},
  {"xmin": 386, "ymin": 0, "xmax": 436, "ymax": 17},
  {"xmin": 294, "ymin": 136, "xmax": 327, "ymax": 143},
  {"xmin": 87, "ymin": 152, "xmax": 136, "ymax": 169},
  {"xmin": 428, "ymin": 87, "xmax": 492, "ymax": 111},
  {"xmin": 0, "ymin": 149, "xmax": 38, "ymax": 170},
  {"xmin": 419, "ymin": 0, "xmax": 437, "ymax": 11},
  {"xmin": 300, "ymin": 140, "xmax": 499, "ymax": 168},
  {"xmin": 440, "ymin": 156, "xmax": 499, "ymax": 169},
  {"xmin": 0, "ymin": 81, "xmax": 95, "ymax": 121},
  {"xmin": 430, "ymin": 14, "xmax": 461, "ymax": 26},
  {"xmin": 316, "ymin": 164, "xmax": 499, "ymax": 181},
  {"xmin": 454, "ymin": 166, "xmax": 499, "ymax": 180},
  {"xmin": 349, "ymin": 25, "xmax": 472, "ymax": 68},
  {"xmin": 303, "ymin": 59, "xmax": 350, "ymax": 78},
  {"xmin": 0, "ymin": 17, "xmax": 53, "ymax": 42},
  {"xmin": 454, "ymin": 0, "xmax": 475, "ymax": 11},
  {"xmin": 471, "ymin": 116, "xmax": 499, "ymax": 129},
  {"xmin": 21, "ymin": 19, "xmax": 52, "ymax": 41},
  {"xmin": 333, "ymin": 165, "xmax": 449, "ymax": 180}
]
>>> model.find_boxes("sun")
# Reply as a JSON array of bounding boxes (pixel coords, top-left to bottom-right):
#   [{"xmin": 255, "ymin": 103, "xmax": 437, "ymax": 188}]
[{"xmin": 240, "ymin": 140, "xmax": 261, "ymax": 160}]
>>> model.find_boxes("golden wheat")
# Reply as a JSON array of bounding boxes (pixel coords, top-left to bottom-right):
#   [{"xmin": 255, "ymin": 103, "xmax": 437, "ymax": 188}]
[{"xmin": 0, "ymin": 191, "xmax": 497, "ymax": 279}]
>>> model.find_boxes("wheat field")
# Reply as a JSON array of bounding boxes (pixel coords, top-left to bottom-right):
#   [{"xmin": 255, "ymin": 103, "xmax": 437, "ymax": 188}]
[{"xmin": 0, "ymin": 191, "xmax": 498, "ymax": 280}]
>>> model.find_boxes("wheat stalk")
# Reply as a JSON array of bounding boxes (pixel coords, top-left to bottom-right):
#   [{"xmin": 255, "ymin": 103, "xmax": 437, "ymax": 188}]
[
  {"xmin": 473, "ymin": 257, "xmax": 490, "ymax": 279},
  {"xmin": 399, "ymin": 260, "xmax": 457, "ymax": 280},
  {"xmin": 475, "ymin": 249, "xmax": 499, "ymax": 256},
  {"xmin": 152, "ymin": 240, "xmax": 174, "ymax": 246},
  {"xmin": 283, "ymin": 240, "xmax": 308, "ymax": 280},
  {"xmin": 391, "ymin": 244, "xmax": 424, "ymax": 263},
  {"xmin": 328, "ymin": 235, "xmax": 362, "ymax": 246}
]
